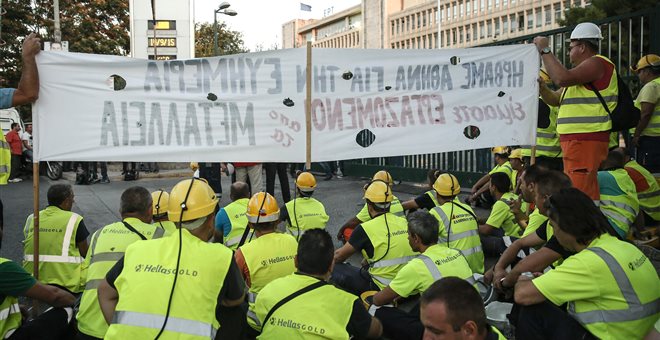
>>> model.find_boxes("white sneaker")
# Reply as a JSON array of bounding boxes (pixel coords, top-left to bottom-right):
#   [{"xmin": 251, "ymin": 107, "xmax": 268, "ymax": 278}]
[{"xmin": 8, "ymin": 178, "xmax": 22, "ymax": 183}]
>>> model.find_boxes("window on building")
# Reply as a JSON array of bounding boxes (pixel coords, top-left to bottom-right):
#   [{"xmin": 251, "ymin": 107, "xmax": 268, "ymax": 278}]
[
  {"xmin": 495, "ymin": 19, "xmax": 500, "ymax": 36},
  {"xmin": 417, "ymin": 13, "xmax": 421, "ymax": 28},
  {"xmin": 480, "ymin": 0, "xmax": 485, "ymax": 12},
  {"xmin": 417, "ymin": 37, "xmax": 421, "ymax": 47},
  {"xmin": 554, "ymin": 3, "xmax": 561, "ymax": 22},
  {"xmin": 536, "ymin": 8, "xmax": 542, "ymax": 27},
  {"xmin": 460, "ymin": 1, "xmax": 464, "ymax": 17},
  {"xmin": 488, "ymin": 0, "xmax": 492, "ymax": 11},
  {"xmin": 526, "ymin": 10, "xmax": 533, "ymax": 29},
  {"xmin": 466, "ymin": 1, "xmax": 471, "ymax": 14},
  {"xmin": 495, "ymin": 0, "xmax": 500, "ymax": 9},
  {"xmin": 480, "ymin": 23, "xmax": 485, "ymax": 38},
  {"xmin": 503, "ymin": 0, "xmax": 508, "ymax": 7},
  {"xmin": 545, "ymin": 5, "xmax": 551, "ymax": 24},
  {"xmin": 407, "ymin": 16, "xmax": 410, "ymax": 30},
  {"xmin": 564, "ymin": 0, "xmax": 570, "ymax": 10},
  {"xmin": 503, "ymin": 16, "xmax": 508, "ymax": 33},
  {"xmin": 466, "ymin": 28, "xmax": 471, "ymax": 41},
  {"xmin": 518, "ymin": 13, "xmax": 524, "ymax": 31},
  {"xmin": 423, "ymin": 11, "xmax": 427, "ymax": 26},
  {"xmin": 459, "ymin": 27, "xmax": 464, "ymax": 43},
  {"xmin": 473, "ymin": 0, "xmax": 478, "ymax": 12},
  {"xmin": 391, "ymin": 22, "xmax": 395, "ymax": 35},
  {"xmin": 472, "ymin": 24, "xmax": 477, "ymax": 40},
  {"xmin": 447, "ymin": 7, "xmax": 451, "ymax": 20},
  {"xmin": 452, "ymin": 29, "xmax": 457, "ymax": 44},
  {"xmin": 453, "ymin": 3, "xmax": 457, "ymax": 18},
  {"xmin": 487, "ymin": 21, "xmax": 492, "ymax": 37}
]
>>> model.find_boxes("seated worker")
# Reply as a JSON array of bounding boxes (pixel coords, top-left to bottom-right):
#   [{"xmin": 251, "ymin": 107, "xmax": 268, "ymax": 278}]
[
  {"xmin": 151, "ymin": 189, "xmax": 176, "ymax": 236},
  {"xmin": 421, "ymin": 277, "xmax": 506, "ymax": 340},
  {"xmin": 98, "ymin": 178, "xmax": 245, "ymax": 339},
  {"xmin": 617, "ymin": 147, "xmax": 660, "ymax": 225},
  {"xmin": 333, "ymin": 180, "xmax": 417, "ymax": 295},
  {"xmin": 236, "ymin": 192, "xmax": 298, "ymax": 333},
  {"xmin": 253, "ymin": 229, "xmax": 383, "ymax": 339},
  {"xmin": 281, "ymin": 171, "xmax": 329, "ymax": 241},
  {"xmin": 509, "ymin": 165, "xmax": 550, "ymax": 236},
  {"xmin": 215, "ymin": 182, "xmax": 252, "ymax": 250},
  {"xmin": 514, "ymin": 188, "xmax": 660, "ymax": 340},
  {"xmin": 23, "ymin": 183, "xmax": 89, "ymax": 294},
  {"xmin": 598, "ymin": 150, "xmax": 640, "ymax": 238},
  {"xmin": 509, "ymin": 148, "xmax": 526, "ymax": 193},
  {"xmin": 370, "ymin": 211, "xmax": 474, "ymax": 340},
  {"xmin": 77, "ymin": 186, "xmax": 164, "ymax": 340},
  {"xmin": 429, "ymin": 173, "xmax": 483, "ymax": 274},
  {"xmin": 400, "ymin": 169, "xmax": 442, "ymax": 211},
  {"xmin": 486, "ymin": 170, "xmax": 573, "ymax": 290},
  {"xmin": 479, "ymin": 172, "xmax": 523, "ymax": 257},
  {"xmin": 337, "ymin": 170, "xmax": 404, "ymax": 243},
  {"xmin": 468, "ymin": 146, "xmax": 513, "ymax": 209},
  {"xmin": 0, "ymin": 257, "xmax": 76, "ymax": 340}
]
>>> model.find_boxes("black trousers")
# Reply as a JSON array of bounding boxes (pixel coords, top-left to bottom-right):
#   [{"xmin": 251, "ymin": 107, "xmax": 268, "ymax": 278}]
[
  {"xmin": 9, "ymin": 154, "xmax": 21, "ymax": 179},
  {"xmin": 375, "ymin": 305, "xmax": 423, "ymax": 340},
  {"xmin": 513, "ymin": 301, "xmax": 596, "ymax": 340},
  {"xmin": 8, "ymin": 307, "xmax": 71, "ymax": 340},
  {"xmin": 265, "ymin": 163, "xmax": 291, "ymax": 203}
]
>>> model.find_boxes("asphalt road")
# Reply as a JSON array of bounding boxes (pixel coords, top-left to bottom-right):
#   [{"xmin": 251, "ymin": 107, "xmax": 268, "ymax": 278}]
[{"xmin": 0, "ymin": 172, "xmax": 449, "ymax": 264}]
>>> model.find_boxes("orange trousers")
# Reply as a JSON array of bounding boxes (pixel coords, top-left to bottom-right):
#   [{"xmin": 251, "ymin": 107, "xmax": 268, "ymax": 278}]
[{"xmin": 560, "ymin": 139, "xmax": 609, "ymax": 200}]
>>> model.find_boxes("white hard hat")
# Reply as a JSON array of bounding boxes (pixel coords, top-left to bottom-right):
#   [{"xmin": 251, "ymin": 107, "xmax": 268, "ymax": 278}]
[{"xmin": 569, "ymin": 22, "xmax": 602, "ymax": 41}]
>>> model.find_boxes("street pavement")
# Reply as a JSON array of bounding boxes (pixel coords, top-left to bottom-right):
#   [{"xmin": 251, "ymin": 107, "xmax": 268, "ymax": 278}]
[{"xmin": 0, "ymin": 169, "xmax": 489, "ymax": 266}]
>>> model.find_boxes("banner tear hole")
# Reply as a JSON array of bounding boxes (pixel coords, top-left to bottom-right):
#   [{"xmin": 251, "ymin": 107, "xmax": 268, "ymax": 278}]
[
  {"xmin": 342, "ymin": 71, "xmax": 353, "ymax": 80},
  {"xmin": 356, "ymin": 129, "xmax": 376, "ymax": 148},
  {"xmin": 497, "ymin": 91, "xmax": 506, "ymax": 97},
  {"xmin": 283, "ymin": 98, "xmax": 295, "ymax": 107},
  {"xmin": 463, "ymin": 125, "xmax": 481, "ymax": 139},
  {"xmin": 450, "ymin": 56, "xmax": 460, "ymax": 65},
  {"xmin": 207, "ymin": 93, "xmax": 218, "ymax": 101},
  {"xmin": 107, "ymin": 75, "xmax": 126, "ymax": 91},
  {"xmin": 385, "ymin": 86, "xmax": 392, "ymax": 90}
]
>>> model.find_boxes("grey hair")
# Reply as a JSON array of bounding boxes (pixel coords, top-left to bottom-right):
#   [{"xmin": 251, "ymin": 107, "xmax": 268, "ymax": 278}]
[{"xmin": 406, "ymin": 210, "xmax": 439, "ymax": 245}]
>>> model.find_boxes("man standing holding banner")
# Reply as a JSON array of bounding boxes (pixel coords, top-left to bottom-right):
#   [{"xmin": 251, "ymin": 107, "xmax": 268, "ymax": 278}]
[{"xmin": 534, "ymin": 23, "xmax": 617, "ymax": 200}]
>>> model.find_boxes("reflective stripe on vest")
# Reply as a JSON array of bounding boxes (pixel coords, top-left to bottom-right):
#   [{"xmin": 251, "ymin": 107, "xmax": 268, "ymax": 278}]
[
  {"xmin": 640, "ymin": 78, "xmax": 660, "ymax": 136},
  {"xmin": 535, "ymin": 145, "xmax": 562, "ymax": 152},
  {"xmin": 224, "ymin": 235, "xmax": 245, "ymax": 247},
  {"xmin": 557, "ymin": 115, "xmax": 611, "ymax": 124},
  {"xmin": 90, "ymin": 252, "xmax": 125, "ymax": 264},
  {"xmin": 0, "ymin": 140, "xmax": 9, "ymax": 149},
  {"xmin": 537, "ymin": 132, "xmax": 556, "ymax": 139},
  {"xmin": 0, "ymin": 303, "xmax": 20, "ymax": 322},
  {"xmin": 639, "ymin": 190, "xmax": 660, "ymax": 199},
  {"xmin": 418, "ymin": 255, "xmax": 443, "ymax": 281},
  {"xmin": 460, "ymin": 245, "xmax": 483, "ymax": 256},
  {"xmin": 23, "ymin": 214, "xmax": 83, "ymax": 264},
  {"xmin": 247, "ymin": 291, "xmax": 257, "ymax": 304},
  {"xmin": 112, "ymin": 311, "xmax": 217, "ymax": 338},
  {"xmin": 246, "ymin": 309, "xmax": 260, "ymax": 326},
  {"xmin": 370, "ymin": 255, "xmax": 417, "ymax": 268},
  {"xmin": 568, "ymin": 247, "xmax": 660, "ymax": 324},
  {"xmin": 433, "ymin": 207, "xmax": 478, "ymax": 243},
  {"xmin": 370, "ymin": 275, "xmax": 392, "ymax": 286},
  {"xmin": 85, "ymin": 279, "xmax": 104, "ymax": 290},
  {"xmin": 600, "ymin": 204, "xmax": 636, "ymax": 225},
  {"xmin": 562, "ymin": 95, "xmax": 617, "ymax": 105}
]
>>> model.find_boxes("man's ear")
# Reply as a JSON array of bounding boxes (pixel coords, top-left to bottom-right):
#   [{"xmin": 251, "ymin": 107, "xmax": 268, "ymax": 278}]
[{"xmin": 461, "ymin": 320, "xmax": 479, "ymax": 338}]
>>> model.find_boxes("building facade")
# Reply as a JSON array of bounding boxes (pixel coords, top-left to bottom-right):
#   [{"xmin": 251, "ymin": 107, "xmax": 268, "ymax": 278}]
[
  {"xmin": 283, "ymin": 0, "xmax": 586, "ymax": 50},
  {"xmin": 129, "ymin": 0, "xmax": 195, "ymax": 60}
]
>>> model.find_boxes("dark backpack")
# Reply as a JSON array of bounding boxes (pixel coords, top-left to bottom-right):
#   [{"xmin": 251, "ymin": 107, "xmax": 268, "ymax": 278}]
[{"xmin": 589, "ymin": 74, "xmax": 641, "ymax": 131}]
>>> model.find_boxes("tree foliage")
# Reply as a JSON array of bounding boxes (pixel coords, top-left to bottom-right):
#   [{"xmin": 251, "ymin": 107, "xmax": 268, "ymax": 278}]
[
  {"xmin": 195, "ymin": 22, "xmax": 247, "ymax": 57},
  {"xmin": 559, "ymin": 0, "xmax": 656, "ymax": 26},
  {"xmin": 0, "ymin": 0, "xmax": 34, "ymax": 88}
]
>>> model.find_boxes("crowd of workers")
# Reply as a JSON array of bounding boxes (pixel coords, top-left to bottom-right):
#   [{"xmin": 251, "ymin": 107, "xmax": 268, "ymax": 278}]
[{"xmin": 1, "ymin": 21, "xmax": 660, "ymax": 340}]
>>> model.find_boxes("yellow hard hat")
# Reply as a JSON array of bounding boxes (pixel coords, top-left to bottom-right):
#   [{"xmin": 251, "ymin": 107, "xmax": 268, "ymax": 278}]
[
  {"xmin": 372, "ymin": 170, "xmax": 394, "ymax": 187},
  {"xmin": 296, "ymin": 172, "xmax": 317, "ymax": 192},
  {"xmin": 363, "ymin": 180, "xmax": 393, "ymax": 203},
  {"xmin": 539, "ymin": 68, "xmax": 552, "ymax": 84},
  {"xmin": 631, "ymin": 54, "xmax": 660, "ymax": 73},
  {"xmin": 190, "ymin": 162, "xmax": 199, "ymax": 171},
  {"xmin": 509, "ymin": 148, "xmax": 523, "ymax": 160},
  {"xmin": 151, "ymin": 190, "xmax": 169, "ymax": 216},
  {"xmin": 246, "ymin": 192, "xmax": 280, "ymax": 223},
  {"xmin": 433, "ymin": 173, "xmax": 461, "ymax": 196},
  {"xmin": 491, "ymin": 146, "xmax": 510, "ymax": 155},
  {"xmin": 168, "ymin": 178, "xmax": 218, "ymax": 223}
]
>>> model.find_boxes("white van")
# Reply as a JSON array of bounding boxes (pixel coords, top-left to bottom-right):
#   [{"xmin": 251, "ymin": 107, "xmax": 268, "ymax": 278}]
[{"xmin": 0, "ymin": 108, "xmax": 24, "ymax": 135}]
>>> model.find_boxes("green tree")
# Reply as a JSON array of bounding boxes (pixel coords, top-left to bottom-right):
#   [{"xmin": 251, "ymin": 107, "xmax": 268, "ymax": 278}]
[
  {"xmin": 0, "ymin": 0, "xmax": 34, "ymax": 88},
  {"xmin": 559, "ymin": 0, "xmax": 656, "ymax": 26},
  {"xmin": 195, "ymin": 22, "xmax": 247, "ymax": 57}
]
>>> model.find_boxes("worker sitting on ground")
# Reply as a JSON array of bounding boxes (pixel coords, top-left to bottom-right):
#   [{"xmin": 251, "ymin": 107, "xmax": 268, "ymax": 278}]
[
  {"xmin": 215, "ymin": 181, "xmax": 252, "ymax": 250},
  {"xmin": 428, "ymin": 173, "xmax": 483, "ymax": 274},
  {"xmin": 478, "ymin": 172, "xmax": 523, "ymax": 257},
  {"xmin": 253, "ymin": 229, "xmax": 383, "ymax": 339},
  {"xmin": 337, "ymin": 170, "xmax": 404, "ymax": 243},
  {"xmin": 421, "ymin": 277, "xmax": 506, "ymax": 340},
  {"xmin": 514, "ymin": 188, "xmax": 659, "ymax": 339},
  {"xmin": 236, "ymin": 192, "xmax": 298, "ymax": 335},
  {"xmin": 23, "ymin": 183, "xmax": 89, "ymax": 294},
  {"xmin": 0, "ymin": 257, "xmax": 76, "ymax": 340},
  {"xmin": 280, "ymin": 171, "xmax": 329, "ymax": 241},
  {"xmin": 370, "ymin": 211, "xmax": 474, "ymax": 340},
  {"xmin": 468, "ymin": 146, "xmax": 513, "ymax": 209},
  {"xmin": 597, "ymin": 150, "xmax": 640, "ymax": 238},
  {"xmin": 509, "ymin": 148, "xmax": 526, "ymax": 193},
  {"xmin": 77, "ymin": 186, "xmax": 164, "ymax": 340},
  {"xmin": 333, "ymin": 180, "xmax": 417, "ymax": 296},
  {"xmin": 98, "ymin": 178, "xmax": 245, "ymax": 339},
  {"xmin": 151, "ymin": 189, "xmax": 176, "ymax": 236},
  {"xmin": 400, "ymin": 169, "xmax": 442, "ymax": 211},
  {"xmin": 616, "ymin": 147, "xmax": 660, "ymax": 226},
  {"xmin": 485, "ymin": 170, "xmax": 573, "ymax": 290}
]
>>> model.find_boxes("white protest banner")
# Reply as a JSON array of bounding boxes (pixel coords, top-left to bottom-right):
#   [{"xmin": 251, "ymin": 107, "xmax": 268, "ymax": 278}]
[{"xmin": 34, "ymin": 45, "xmax": 538, "ymax": 162}]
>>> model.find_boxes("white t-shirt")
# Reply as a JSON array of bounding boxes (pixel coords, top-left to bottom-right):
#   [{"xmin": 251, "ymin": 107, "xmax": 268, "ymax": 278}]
[{"xmin": 20, "ymin": 131, "xmax": 32, "ymax": 151}]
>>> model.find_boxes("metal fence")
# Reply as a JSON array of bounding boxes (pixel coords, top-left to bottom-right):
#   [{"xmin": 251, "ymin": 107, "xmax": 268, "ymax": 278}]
[{"xmin": 343, "ymin": 6, "xmax": 660, "ymax": 186}]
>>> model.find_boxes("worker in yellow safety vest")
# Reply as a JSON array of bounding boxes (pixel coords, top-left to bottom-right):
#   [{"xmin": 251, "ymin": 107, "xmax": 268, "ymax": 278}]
[
  {"xmin": 631, "ymin": 54, "xmax": 660, "ymax": 172},
  {"xmin": 253, "ymin": 229, "xmax": 383, "ymax": 339},
  {"xmin": 479, "ymin": 172, "xmax": 523, "ymax": 257},
  {"xmin": 0, "ymin": 257, "xmax": 76, "ymax": 339},
  {"xmin": 535, "ymin": 23, "xmax": 617, "ymax": 200},
  {"xmin": 597, "ymin": 150, "xmax": 639, "ymax": 238},
  {"xmin": 333, "ymin": 180, "xmax": 418, "ymax": 295},
  {"xmin": 421, "ymin": 277, "xmax": 507, "ymax": 340},
  {"xmin": 151, "ymin": 189, "xmax": 177, "ymax": 236},
  {"xmin": 215, "ymin": 181, "xmax": 252, "ymax": 250},
  {"xmin": 468, "ymin": 146, "xmax": 513, "ymax": 209},
  {"xmin": 522, "ymin": 68, "xmax": 563, "ymax": 171},
  {"xmin": 370, "ymin": 211, "xmax": 475, "ymax": 339},
  {"xmin": 400, "ymin": 169, "xmax": 442, "ymax": 211},
  {"xmin": 614, "ymin": 147, "xmax": 660, "ymax": 224},
  {"xmin": 281, "ymin": 171, "xmax": 329, "ymax": 241},
  {"xmin": 237, "ymin": 192, "xmax": 298, "ymax": 334},
  {"xmin": 0, "ymin": 33, "xmax": 41, "ymax": 248},
  {"xmin": 508, "ymin": 148, "xmax": 526, "ymax": 194},
  {"xmin": 514, "ymin": 188, "xmax": 659, "ymax": 339},
  {"xmin": 77, "ymin": 186, "xmax": 164, "ymax": 340},
  {"xmin": 337, "ymin": 170, "xmax": 404, "ymax": 243},
  {"xmin": 98, "ymin": 178, "xmax": 245, "ymax": 339},
  {"xmin": 23, "ymin": 183, "xmax": 89, "ymax": 293},
  {"xmin": 429, "ymin": 173, "xmax": 484, "ymax": 274}
]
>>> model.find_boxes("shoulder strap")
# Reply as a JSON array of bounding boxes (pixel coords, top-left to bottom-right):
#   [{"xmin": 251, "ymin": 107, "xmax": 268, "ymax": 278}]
[
  {"xmin": 449, "ymin": 201, "xmax": 477, "ymax": 221},
  {"xmin": 262, "ymin": 280, "xmax": 327, "ymax": 331},
  {"xmin": 122, "ymin": 221, "xmax": 147, "ymax": 240},
  {"xmin": 588, "ymin": 81, "xmax": 612, "ymax": 114}
]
